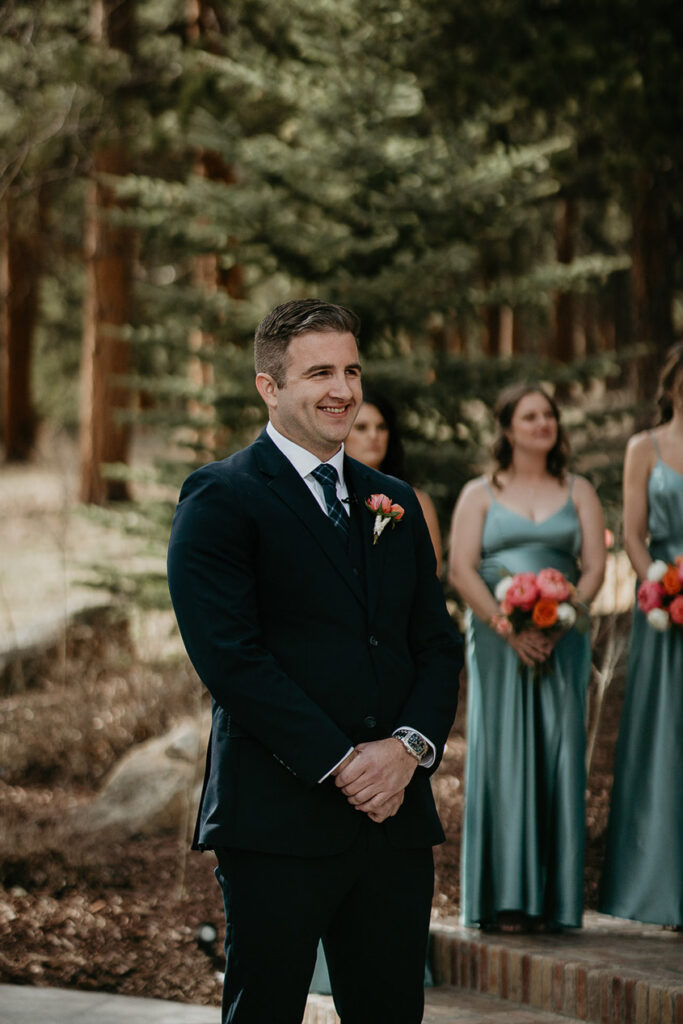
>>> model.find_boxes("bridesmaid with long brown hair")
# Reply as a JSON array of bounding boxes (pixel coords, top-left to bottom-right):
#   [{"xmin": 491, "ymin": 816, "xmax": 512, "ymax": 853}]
[{"xmin": 449, "ymin": 384, "xmax": 605, "ymax": 932}]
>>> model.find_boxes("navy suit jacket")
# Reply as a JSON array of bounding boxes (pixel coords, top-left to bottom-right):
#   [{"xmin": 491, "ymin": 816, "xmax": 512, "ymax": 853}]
[{"xmin": 167, "ymin": 428, "xmax": 462, "ymax": 857}]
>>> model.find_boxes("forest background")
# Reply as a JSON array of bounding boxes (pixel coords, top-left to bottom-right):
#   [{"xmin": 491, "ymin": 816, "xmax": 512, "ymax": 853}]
[{"xmin": 1, "ymin": 0, "xmax": 682, "ymax": 1005}]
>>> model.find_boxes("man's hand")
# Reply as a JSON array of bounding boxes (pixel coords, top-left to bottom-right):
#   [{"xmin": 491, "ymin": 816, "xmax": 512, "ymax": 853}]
[
  {"xmin": 334, "ymin": 737, "xmax": 418, "ymax": 813},
  {"xmin": 365, "ymin": 790, "xmax": 404, "ymax": 823}
]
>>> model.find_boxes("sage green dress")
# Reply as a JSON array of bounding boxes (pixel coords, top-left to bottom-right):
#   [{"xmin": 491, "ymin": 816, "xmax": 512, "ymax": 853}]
[
  {"xmin": 600, "ymin": 453, "xmax": 683, "ymax": 926},
  {"xmin": 462, "ymin": 488, "xmax": 590, "ymax": 929}
]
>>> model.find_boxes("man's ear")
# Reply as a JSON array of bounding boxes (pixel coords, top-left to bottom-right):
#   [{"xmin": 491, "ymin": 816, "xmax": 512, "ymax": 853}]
[{"xmin": 255, "ymin": 372, "xmax": 278, "ymax": 409}]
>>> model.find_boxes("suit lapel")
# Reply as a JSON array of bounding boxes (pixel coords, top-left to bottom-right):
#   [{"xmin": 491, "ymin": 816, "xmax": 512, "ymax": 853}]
[
  {"xmin": 344, "ymin": 457, "xmax": 388, "ymax": 620},
  {"xmin": 253, "ymin": 432, "xmax": 367, "ymax": 608}
]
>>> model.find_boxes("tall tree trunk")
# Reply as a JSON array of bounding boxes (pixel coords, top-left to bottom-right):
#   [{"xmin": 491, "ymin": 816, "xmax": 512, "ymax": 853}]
[
  {"xmin": 553, "ymin": 198, "xmax": 577, "ymax": 365},
  {"xmin": 631, "ymin": 169, "xmax": 674, "ymax": 403},
  {"xmin": 1, "ymin": 193, "xmax": 43, "ymax": 461},
  {"xmin": 479, "ymin": 251, "xmax": 501, "ymax": 357},
  {"xmin": 79, "ymin": 0, "xmax": 136, "ymax": 504}
]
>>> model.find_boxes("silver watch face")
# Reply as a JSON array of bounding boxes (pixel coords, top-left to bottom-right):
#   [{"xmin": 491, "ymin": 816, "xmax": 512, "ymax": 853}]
[
  {"xmin": 407, "ymin": 734, "xmax": 428, "ymax": 756},
  {"xmin": 398, "ymin": 731, "xmax": 427, "ymax": 757}
]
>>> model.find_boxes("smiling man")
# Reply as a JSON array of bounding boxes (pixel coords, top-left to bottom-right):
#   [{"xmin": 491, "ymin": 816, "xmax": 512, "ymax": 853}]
[{"xmin": 167, "ymin": 298, "xmax": 462, "ymax": 1024}]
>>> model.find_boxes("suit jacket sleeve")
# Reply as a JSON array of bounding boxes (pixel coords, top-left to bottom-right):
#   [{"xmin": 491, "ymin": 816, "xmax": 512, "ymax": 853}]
[{"xmin": 167, "ymin": 464, "xmax": 354, "ymax": 788}]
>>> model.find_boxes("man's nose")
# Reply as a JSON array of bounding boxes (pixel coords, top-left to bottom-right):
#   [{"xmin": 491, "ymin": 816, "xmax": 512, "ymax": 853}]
[{"xmin": 328, "ymin": 373, "xmax": 353, "ymax": 398}]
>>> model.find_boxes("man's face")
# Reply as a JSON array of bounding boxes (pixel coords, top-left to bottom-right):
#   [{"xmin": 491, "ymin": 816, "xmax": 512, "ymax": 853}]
[{"xmin": 256, "ymin": 331, "xmax": 362, "ymax": 461}]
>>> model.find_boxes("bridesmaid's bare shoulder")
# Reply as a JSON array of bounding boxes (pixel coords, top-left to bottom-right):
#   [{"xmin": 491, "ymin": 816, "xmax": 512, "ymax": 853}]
[{"xmin": 624, "ymin": 430, "xmax": 658, "ymax": 476}]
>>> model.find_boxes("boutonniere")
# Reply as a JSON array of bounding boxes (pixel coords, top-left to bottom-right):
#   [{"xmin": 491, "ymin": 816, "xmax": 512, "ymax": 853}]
[{"xmin": 365, "ymin": 493, "xmax": 405, "ymax": 544}]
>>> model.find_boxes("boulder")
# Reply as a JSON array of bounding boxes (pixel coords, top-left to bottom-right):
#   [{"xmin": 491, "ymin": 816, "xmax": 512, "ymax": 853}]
[{"xmin": 73, "ymin": 717, "xmax": 209, "ymax": 838}]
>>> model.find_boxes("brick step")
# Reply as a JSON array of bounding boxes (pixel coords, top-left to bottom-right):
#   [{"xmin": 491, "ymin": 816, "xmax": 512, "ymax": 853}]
[
  {"xmin": 304, "ymin": 912, "xmax": 683, "ymax": 1024},
  {"xmin": 429, "ymin": 912, "xmax": 683, "ymax": 1024},
  {"xmin": 304, "ymin": 987, "xmax": 587, "ymax": 1023}
]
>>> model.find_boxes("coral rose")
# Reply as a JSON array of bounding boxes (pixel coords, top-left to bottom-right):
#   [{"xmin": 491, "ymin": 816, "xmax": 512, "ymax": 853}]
[
  {"xmin": 505, "ymin": 572, "xmax": 540, "ymax": 612},
  {"xmin": 661, "ymin": 565, "xmax": 682, "ymax": 596},
  {"xmin": 670, "ymin": 596, "xmax": 683, "ymax": 626},
  {"xmin": 532, "ymin": 598, "xmax": 559, "ymax": 629},
  {"xmin": 536, "ymin": 567, "xmax": 571, "ymax": 602},
  {"xmin": 389, "ymin": 503, "xmax": 405, "ymax": 521},
  {"xmin": 637, "ymin": 579, "xmax": 664, "ymax": 613}
]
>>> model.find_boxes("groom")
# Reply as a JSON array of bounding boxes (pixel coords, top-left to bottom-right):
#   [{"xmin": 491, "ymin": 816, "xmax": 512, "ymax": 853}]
[{"xmin": 167, "ymin": 299, "xmax": 462, "ymax": 1024}]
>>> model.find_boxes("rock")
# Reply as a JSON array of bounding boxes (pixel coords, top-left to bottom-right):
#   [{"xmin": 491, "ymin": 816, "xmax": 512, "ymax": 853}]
[{"xmin": 73, "ymin": 717, "xmax": 209, "ymax": 838}]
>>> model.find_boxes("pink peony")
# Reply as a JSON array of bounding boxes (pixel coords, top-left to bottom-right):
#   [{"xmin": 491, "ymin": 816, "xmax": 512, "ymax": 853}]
[
  {"xmin": 536, "ymin": 567, "xmax": 571, "ymax": 602},
  {"xmin": 366, "ymin": 493, "xmax": 392, "ymax": 513},
  {"xmin": 637, "ymin": 579, "xmax": 664, "ymax": 613},
  {"xmin": 505, "ymin": 572, "xmax": 540, "ymax": 612},
  {"xmin": 670, "ymin": 596, "xmax": 683, "ymax": 626}
]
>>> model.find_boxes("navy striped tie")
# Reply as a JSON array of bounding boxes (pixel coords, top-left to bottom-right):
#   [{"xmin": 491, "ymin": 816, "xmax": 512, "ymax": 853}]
[{"xmin": 311, "ymin": 463, "xmax": 350, "ymax": 540}]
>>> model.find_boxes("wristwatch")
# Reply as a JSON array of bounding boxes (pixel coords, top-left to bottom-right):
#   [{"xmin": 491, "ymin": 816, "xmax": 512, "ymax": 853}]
[{"xmin": 393, "ymin": 729, "xmax": 429, "ymax": 763}]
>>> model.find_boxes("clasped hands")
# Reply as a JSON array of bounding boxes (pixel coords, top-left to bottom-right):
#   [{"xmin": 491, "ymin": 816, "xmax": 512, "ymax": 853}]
[
  {"xmin": 332, "ymin": 738, "xmax": 418, "ymax": 824},
  {"xmin": 506, "ymin": 627, "xmax": 560, "ymax": 667}
]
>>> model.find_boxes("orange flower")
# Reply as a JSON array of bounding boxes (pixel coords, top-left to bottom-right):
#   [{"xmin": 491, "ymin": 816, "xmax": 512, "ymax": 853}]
[
  {"xmin": 662, "ymin": 565, "xmax": 682, "ymax": 596},
  {"xmin": 532, "ymin": 598, "xmax": 559, "ymax": 629}
]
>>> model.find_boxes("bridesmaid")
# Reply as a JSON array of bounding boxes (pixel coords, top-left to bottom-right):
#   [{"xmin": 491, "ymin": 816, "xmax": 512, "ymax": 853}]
[
  {"xmin": 448, "ymin": 384, "xmax": 605, "ymax": 932},
  {"xmin": 345, "ymin": 387, "xmax": 443, "ymax": 573},
  {"xmin": 600, "ymin": 344, "xmax": 683, "ymax": 927}
]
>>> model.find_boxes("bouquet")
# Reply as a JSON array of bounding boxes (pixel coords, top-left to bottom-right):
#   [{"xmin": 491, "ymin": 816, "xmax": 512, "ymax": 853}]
[
  {"xmin": 636, "ymin": 557, "xmax": 683, "ymax": 631},
  {"xmin": 490, "ymin": 567, "xmax": 581, "ymax": 638},
  {"xmin": 489, "ymin": 569, "xmax": 586, "ymax": 682}
]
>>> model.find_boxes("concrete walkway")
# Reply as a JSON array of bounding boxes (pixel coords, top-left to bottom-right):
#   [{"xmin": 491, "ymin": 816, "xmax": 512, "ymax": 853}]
[
  {"xmin": 2, "ymin": 913, "xmax": 682, "ymax": 1024},
  {"xmin": 0, "ymin": 985, "xmax": 219, "ymax": 1024},
  {"xmin": 0, "ymin": 985, "xmax": 606, "ymax": 1024}
]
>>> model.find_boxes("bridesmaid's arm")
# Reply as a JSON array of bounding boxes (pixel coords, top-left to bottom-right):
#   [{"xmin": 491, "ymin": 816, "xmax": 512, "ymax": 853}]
[
  {"xmin": 622, "ymin": 432, "xmax": 655, "ymax": 581},
  {"xmin": 573, "ymin": 476, "xmax": 607, "ymax": 605},
  {"xmin": 415, "ymin": 487, "xmax": 443, "ymax": 576},
  {"xmin": 447, "ymin": 479, "xmax": 500, "ymax": 624}
]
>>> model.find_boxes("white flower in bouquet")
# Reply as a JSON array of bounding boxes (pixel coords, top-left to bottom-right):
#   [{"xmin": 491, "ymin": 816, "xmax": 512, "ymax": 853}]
[
  {"xmin": 494, "ymin": 575, "xmax": 514, "ymax": 602},
  {"xmin": 646, "ymin": 607, "xmax": 670, "ymax": 632},
  {"xmin": 646, "ymin": 560, "xmax": 669, "ymax": 583},
  {"xmin": 557, "ymin": 602, "xmax": 577, "ymax": 628}
]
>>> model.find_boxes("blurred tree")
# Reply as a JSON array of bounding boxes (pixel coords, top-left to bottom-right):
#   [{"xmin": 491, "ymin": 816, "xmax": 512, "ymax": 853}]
[
  {"xmin": 0, "ymin": 0, "xmax": 92, "ymax": 459},
  {"xmin": 399, "ymin": 0, "xmax": 683, "ymax": 388},
  {"xmin": 79, "ymin": 0, "xmax": 138, "ymax": 503},
  {"xmin": 1, "ymin": 191, "xmax": 44, "ymax": 460}
]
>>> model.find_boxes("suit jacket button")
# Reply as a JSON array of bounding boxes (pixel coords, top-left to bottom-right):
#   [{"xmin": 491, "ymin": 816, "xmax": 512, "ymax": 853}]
[
  {"xmin": 368, "ymin": 635, "xmax": 379, "ymax": 647},
  {"xmin": 363, "ymin": 716, "xmax": 377, "ymax": 729}
]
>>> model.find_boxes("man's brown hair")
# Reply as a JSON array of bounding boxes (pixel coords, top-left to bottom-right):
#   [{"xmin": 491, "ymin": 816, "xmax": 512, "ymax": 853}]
[{"xmin": 254, "ymin": 299, "xmax": 361, "ymax": 387}]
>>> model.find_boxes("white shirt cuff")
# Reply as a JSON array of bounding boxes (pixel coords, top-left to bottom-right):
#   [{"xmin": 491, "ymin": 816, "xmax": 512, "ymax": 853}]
[
  {"xmin": 318, "ymin": 746, "xmax": 354, "ymax": 783},
  {"xmin": 393, "ymin": 727, "xmax": 435, "ymax": 768}
]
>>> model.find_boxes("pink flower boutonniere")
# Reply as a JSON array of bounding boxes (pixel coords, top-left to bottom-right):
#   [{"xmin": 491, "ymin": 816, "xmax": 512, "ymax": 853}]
[{"xmin": 365, "ymin": 493, "xmax": 405, "ymax": 544}]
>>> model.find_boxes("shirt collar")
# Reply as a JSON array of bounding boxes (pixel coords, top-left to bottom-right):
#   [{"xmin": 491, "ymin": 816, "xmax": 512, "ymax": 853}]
[{"xmin": 266, "ymin": 421, "xmax": 346, "ymax": 482}]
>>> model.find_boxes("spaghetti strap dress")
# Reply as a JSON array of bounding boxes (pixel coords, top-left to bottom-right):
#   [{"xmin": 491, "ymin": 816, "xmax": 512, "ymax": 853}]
[
  {"xmin": 461, "ymin": 483, "xmax": 590, "ymax": 929},
  {"xmin": 599, "ymin": 442, "xmax": 683, "ymax": 926}
]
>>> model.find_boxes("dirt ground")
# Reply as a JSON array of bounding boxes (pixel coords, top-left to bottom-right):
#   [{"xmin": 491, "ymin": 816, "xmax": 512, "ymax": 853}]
[{"xmin": 0, "ymin": 436, "xmax": 627, "ymax": 1006}]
